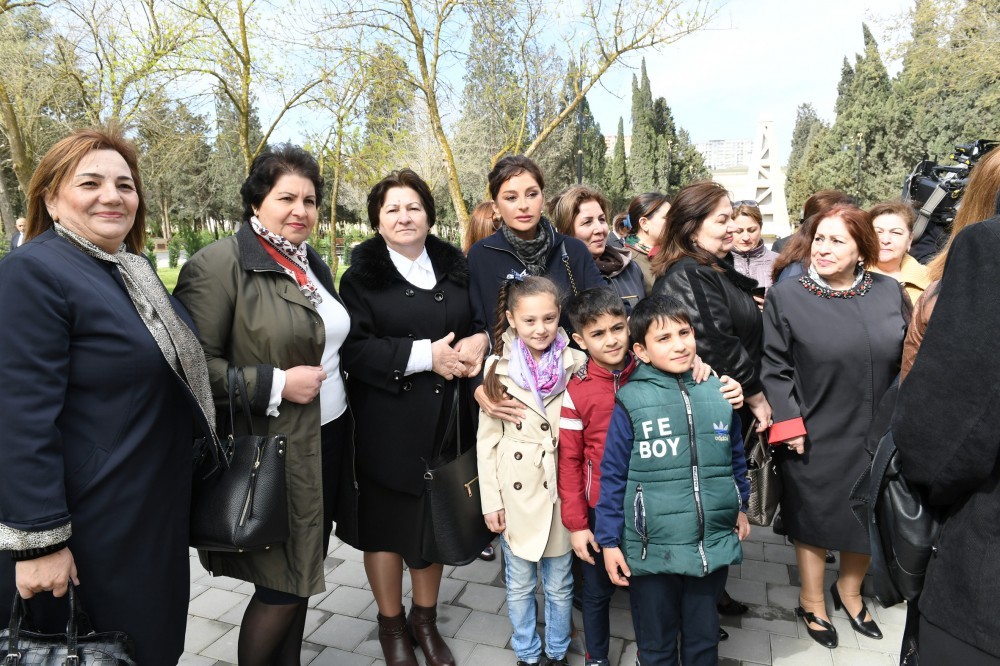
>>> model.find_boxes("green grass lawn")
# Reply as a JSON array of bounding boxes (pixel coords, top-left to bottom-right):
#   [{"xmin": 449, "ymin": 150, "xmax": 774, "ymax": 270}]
[{"xmin": 158, "ymin": 263, "xmax": 348, "ymax": 293}]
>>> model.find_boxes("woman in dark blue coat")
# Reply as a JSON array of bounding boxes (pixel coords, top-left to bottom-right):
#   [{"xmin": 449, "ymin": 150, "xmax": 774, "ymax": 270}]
[{"xmin": 0, "ymin": 129, "xmax": 215, "ymax": 665}]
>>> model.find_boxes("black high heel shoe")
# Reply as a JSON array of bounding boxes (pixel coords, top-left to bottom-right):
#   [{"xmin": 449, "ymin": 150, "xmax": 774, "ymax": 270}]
[
  {"xmin": 795, "ymin": 605, "xmax": 838, "ymax": 648},
  {"xmin": 830, "ymin": 581, "xmax": 883, "ymax": 639}
]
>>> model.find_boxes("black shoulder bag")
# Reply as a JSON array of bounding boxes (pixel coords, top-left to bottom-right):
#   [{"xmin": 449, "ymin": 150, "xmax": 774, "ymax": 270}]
[
  {"xmin": 190, "ymin": 366, "xmax": 290, "ymax": 552},
  {"xmin": 422, "ymin": 381, "xmax": 494, "ymax": 565},
  {"xmin": 0, "ymin": 582, "xmax": 136, "ymax": 665}
]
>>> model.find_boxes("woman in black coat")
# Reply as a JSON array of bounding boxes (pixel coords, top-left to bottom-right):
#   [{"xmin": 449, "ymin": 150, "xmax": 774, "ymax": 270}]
[
  {"xmin": 763, "ymin": 205, "xmax": 907, "ymax": 649},
  {"xmin": 894, "ymin": 217, "xmax": 1000, "ymax": 664},
  {"xmin": 0, "ymin": 129, "xmax": 214, "ymax": 665},
  {"xmin": 336, "ymin": 169, "xmax": 487, "ymax": 666}
]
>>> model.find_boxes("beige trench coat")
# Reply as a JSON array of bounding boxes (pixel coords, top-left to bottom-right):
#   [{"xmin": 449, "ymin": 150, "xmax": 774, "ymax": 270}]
[{"xmin": 477, "ymin": 331, "xmax": 586, "ymax": 562}]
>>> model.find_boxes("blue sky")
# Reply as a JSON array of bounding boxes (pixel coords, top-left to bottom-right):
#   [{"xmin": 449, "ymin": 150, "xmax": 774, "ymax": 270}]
[{"xmin": 587, "ymin": 0, "xmax": 914, "ymax": 164}]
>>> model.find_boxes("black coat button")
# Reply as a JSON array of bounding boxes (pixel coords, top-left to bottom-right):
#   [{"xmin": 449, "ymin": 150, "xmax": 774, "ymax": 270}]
[
  {"xmin": 408, "ymin": 333, "xmax": 415, "ymax": 339},
  {"xmin": 515, "ymin": 423, "xmax": 522, "ymax": 430},
  {"xmin": 543, "ymin": 481, "xmax": 548, "ymax": 489},
  {"xmin": 514, "ymin": 452, "xmax": 522, "ymax": 460},
  {"xmin": 434, "ymin": 292, "xmax": 444, "ymax": 302},
  {"xmin": 540, "ymin": 423, "xmax": 549, "ymax": 431},
  {"xmin": 392, "ymin": 370, "xmax": 402, "ymax": 381},
  {"xmin": 513, "ymin": 482, "xmax": 522, "ymax": 490},
  {"xmin": 433, "ymin": 384, "xmax": 443, "ymax": 394},
  {"xmin": 405, "ymin": 288, "xmax": 415, "ymax": 297},
  {"xmin": 403, "ymin": 381, "xmax": 413, "ymax": 391}
]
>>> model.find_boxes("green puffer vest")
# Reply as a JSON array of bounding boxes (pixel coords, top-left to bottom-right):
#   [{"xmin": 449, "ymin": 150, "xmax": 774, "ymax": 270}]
[{"xmin": 616, "ymin": 365, "xmax": 742, "ymax": 577}]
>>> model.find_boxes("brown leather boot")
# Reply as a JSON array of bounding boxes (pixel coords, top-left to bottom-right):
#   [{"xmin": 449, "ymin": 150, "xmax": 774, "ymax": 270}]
[
  {"xmin": 377, "ymin": 611, "xmax": 419, "ymax": 666},
  {"xmin": 408, "ymin": 603, "xmax": 456, "ymax": 666}
]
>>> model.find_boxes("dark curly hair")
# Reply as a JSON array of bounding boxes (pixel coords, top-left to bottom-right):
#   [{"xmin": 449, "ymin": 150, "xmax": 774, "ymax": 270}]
[{"xmin": 240, "ymin": 145, "xmax": 324, "ymax": 222}]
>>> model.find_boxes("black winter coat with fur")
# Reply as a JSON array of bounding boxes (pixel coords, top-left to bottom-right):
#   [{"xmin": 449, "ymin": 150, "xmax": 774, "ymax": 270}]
[{"xmin": 339, "ymin": 233, "xmax": 477, "ymax": 497}]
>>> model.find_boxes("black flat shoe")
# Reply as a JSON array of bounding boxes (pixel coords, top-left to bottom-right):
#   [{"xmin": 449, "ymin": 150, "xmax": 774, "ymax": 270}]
[
  {"xmin": 831, "ymin": 581, "xmax": 883, "ymax": 639},
  {"xmin": 478, "ymin": 545, "xmax": 496, "ymax": 561},
  {"xmin": 719, "ymin": 627, "xmax": 729, "ymax": 641},
  {"xmin": 717, "ymin": 594, "xmax": 749, "ymax": 616},
  {"xmin": 795, "ymin": 606, "xmax": 838, "ymax": 648}
]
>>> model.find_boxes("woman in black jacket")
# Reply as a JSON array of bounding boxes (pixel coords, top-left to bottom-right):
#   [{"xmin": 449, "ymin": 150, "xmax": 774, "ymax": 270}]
[
  {"xmin": 651, "ymin": 181, "xmax": 772, "ymax": 429},
  {"xmin": 894, "ymin": 217, "xmax": 1000, "ymax": 664},
  {"xmin": 335, "ymin": 169, "xmax": 487, "ymax": 666}
]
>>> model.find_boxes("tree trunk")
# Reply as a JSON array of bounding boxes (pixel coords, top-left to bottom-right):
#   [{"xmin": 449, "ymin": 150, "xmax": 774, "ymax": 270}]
[
  {"xmin": 0, "ymin": 166, "xmax": 16, "ymax": 236},
  {"xmin": 0, "ymin": 78, "xmax": 33, "ymax": 193}
]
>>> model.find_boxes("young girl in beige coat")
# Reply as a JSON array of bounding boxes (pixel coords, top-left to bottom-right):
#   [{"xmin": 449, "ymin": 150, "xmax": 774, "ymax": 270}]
[{"xmin": 478, "ymin": 275, "xmax": 587, "ymax": 666}]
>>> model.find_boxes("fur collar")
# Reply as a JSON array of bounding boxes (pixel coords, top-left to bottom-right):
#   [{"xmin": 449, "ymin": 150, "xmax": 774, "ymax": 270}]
[{"xmin": 348, "ymin": 233, "xmax": 468, "ymax": 290}]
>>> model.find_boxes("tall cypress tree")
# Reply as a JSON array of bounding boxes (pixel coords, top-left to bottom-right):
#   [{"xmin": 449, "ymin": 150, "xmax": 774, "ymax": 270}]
[
  {"xmin": 629, "ymin": 60, "xmax": 657, "ymax": 192},
  {"xmin": 606, "ymin": 117, "xmax": 629, "ymax": 214}
]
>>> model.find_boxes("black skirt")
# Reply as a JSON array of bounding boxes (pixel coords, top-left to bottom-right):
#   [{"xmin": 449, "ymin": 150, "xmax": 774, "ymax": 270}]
[{"xmin": 336, "ymin": 473, "xmax": 434, "ymax": 570}]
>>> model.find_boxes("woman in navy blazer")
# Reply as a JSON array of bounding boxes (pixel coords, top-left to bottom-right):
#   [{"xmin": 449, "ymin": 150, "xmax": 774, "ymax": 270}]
[{"xmin": 0, "ymin": 129, "xmax": 214, "ymax": 665}]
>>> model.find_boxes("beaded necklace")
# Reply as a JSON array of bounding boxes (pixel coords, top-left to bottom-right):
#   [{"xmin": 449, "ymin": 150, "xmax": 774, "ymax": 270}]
[{"xmin": 799, "ymin": 270, "xmax": 873, "ymax": 299}]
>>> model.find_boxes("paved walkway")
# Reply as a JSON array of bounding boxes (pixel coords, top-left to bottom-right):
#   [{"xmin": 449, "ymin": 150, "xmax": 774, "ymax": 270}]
[{"xmin": 181, "ymin": 526, "xmax": 905, "ymax": 665}]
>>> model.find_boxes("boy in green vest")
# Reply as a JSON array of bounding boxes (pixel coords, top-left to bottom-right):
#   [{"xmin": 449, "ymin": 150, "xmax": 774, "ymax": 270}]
[{"xmin": 595, "ymin": 295, "xmax": 751, "ymax": 666}]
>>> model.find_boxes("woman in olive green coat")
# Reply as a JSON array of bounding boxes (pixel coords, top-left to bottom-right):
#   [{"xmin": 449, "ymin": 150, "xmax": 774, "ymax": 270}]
[{"xmin": 175, "ymin": 146, "xmax": 351, "ymax": 665}]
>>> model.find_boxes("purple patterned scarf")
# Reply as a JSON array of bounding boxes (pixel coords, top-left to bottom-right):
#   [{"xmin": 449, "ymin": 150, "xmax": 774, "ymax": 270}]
[{"xmin": 507, "ymin": 330, "xmax": 569, "ymax": 410}]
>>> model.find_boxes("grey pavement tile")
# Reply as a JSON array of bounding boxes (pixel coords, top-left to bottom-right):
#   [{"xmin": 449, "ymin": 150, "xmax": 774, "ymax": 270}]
[
  {"xmin": 608, "ymin": 606, "xmax": 636, "ymax": 641},
  {"xmin": 233, "ymin": 580, "xmax": 256, "ymax": 595},
  {"xmin": 754, "ymin": 527, "xmax": 788, "ymax": 545},
  {"xmin": 200, "ymin": 574, "xmax": 245, "ymax": 591},
  {"xmin": 200, "ymin": 626, "xmax": 240, "ymax": 663},
  {"xmin": 440, "ymin": 636, "xmax": 478, "ymax": 663},
  {"xmin": 178, "ymin": 653, "xmax": 216, "ymax": 665},
  {"xmin": 184, "ymin": 616, "xmax": 233, "ymax": 654},
  {"xmin": 726, "ymin": 576, "xmax": 768, "ymax": 606},
  {"xmin": 870, "ymin": 601, "xmax": 908, "ymax": 627},
  {"xmin": 617, "ymin": 640, "xmax": 638, "ymax": 666},
  {"xmin": 300, "ymin": 641, "xmax": 324, "ymax": 665},
  {"xmin": 309, "ymin": 647, "xmax": 376, "ymax": 666},
  {"xmin": 766, "ymin": 583, "xmax": 801, "ymax": 610},
  {"xmin": 360, "ymin": 599, "xmax": 380, "ymax": 621},
  {"xmin": 326, "ymin": 559, "xmax": 370, "ymax": 586},
  {"xmin": 740, "ymin": 560, "xmax": 793, "ymax": 585},
  {"xmin": 741, "ymin": 539, "xmax": 765, "ymax": 561},
  {"xmin": 455, "ymin": 609, "xmax": 514, "ymax": 648},
  {"xmin": 304, "ymin": 609, "xmax": 333, "ymax": 641},
  {"xmin": 353, "ymin": 635, "xmax": 387, "ymax": 660},
  {"xmin": 331, "ymin": 542, "xmax": 366, "ymax": 562},
  {"xmin": 762, "ymin": 543, "xmax": 799, "ymax": 566},
  {"xmin": 729, "ymin": 564, "xmax": 742, "ymax": 578},
  {"xmin": 190, "ymin": 583, "xmax": 208, "ymax": 601},
  {"xmin": 434, "ymin": 576, "xmax": 468, "ymax": 604},
  {"xmin": 854, "ymin": 617, "xmax": 904, "ymax": 655},
  {"xmin": 217, "ymin": 595, "xmax": 251, "ymax": 624},
  {"xmin": 188, "ymin": 588, "xmax": 248, "ymax": 620},
  {"xmin": 464, "ymin": 643, "xmax": 518, "ymax": 666},
  {"xmin": 436, "ymin": 603, "xmax": 473, "ymax": 638},
  {"xmin": 308, "ymin": 614, "xmax": 378, "ymax": 650},
  {"xmin": 769, "ymin": 633, "xmax": 834, "ymax": 665},
  {"xmin": 454, "ymin": 582, "xmax": 507, "ymax": 613},
  {"xmin": 718, "ymin": 626, "xmax": 772, "ymax": 664},
  {"xmin": 450, "ymin": 558, "xmax": 504, "ymax": 585},
  {"xmin": 316, "ymin": 585, "xmax": 376, "ymax": 616},
  {"xmin": 323, "ymin": 555, "xmax": 345, "ymax": 574},
  {"xmin": 740, "ymin": 604, "xmax": 798, "ymax": 638},
  {"xmin": 832, "ymin": 647, "xmax": 895, "ymax": 665}
]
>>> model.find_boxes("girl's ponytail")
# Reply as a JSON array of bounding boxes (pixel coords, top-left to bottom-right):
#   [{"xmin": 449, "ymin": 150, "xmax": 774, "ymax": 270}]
[{"xmin": 483, "ymin": 280, "xmax": 513, "ymax": 403}]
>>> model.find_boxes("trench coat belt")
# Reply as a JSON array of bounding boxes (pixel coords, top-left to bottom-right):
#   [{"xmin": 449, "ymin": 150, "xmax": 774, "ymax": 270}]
[{"xmin": 533, "ymin": 435, "xmax": 559, "ymax": 504}]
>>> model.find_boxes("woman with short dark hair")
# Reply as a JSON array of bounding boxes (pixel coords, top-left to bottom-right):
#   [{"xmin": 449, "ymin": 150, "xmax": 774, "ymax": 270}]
[
  {"xmin": 175, "ymin": 144, "xmax": 349, "ymax": 664},
  {"xmin": 868, "ymin": 200, "xmax": 930, "ymax": 305},
  {"xmin": 335, "ymin": 169, "xmax": 487, "ymax": 666},
  {"xmin": 762, "ymin": 204, "xmax": 907, "ymax": 649},
  {"xmin": 622, "ymin": 192, "xmax": 671, "ymax": 295},
  {"xmin": 730, "ymin": 201, "xmax": 778, "ymax": 290}
]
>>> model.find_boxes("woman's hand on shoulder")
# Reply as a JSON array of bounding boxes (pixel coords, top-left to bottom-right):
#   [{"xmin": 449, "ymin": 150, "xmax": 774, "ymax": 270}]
[
  {"xmin": 453, "ymin": 332, "xmax": 489, "ymax": 378},
  {"xmin": 474, "ymin": 384, "xmax": 526, "ymax": 425},
  {"xmin": 282, "ymin": 365, "xmax": 327, "ymax": 404},
  {"xmin": 719, "ymin": 375, "xmax": 744, "ymax": 409},
  {"xmin": 692, "ymin": 355, "xmax": 712, "ymax": 383},
  {"xmin": 15, "ymin": 547, "xmax": 79, "ymax": 599}
]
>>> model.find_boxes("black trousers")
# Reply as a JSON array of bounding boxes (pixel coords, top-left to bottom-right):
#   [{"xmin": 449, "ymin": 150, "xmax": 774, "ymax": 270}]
[{"xmin": 630, "ymin": 568, "xmax": 727, "ymax": 666}]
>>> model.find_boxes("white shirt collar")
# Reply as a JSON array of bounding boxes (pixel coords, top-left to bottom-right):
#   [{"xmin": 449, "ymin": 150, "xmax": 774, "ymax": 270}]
[{"xmin": 386, "ymin": 245, "xmax": 436, "ymax": 289}]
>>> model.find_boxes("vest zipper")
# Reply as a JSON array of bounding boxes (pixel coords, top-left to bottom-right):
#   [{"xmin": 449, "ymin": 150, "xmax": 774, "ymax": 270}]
[
  {"xmin": 678, "ymin": 378, "xmax": 709, "ymax": 575},
  {"xmin": 634, "ymin": 482, "xmax": 648, "ymax": 560}
]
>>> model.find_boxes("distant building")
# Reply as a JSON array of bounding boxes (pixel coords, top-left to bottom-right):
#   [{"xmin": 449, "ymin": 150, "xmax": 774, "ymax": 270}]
[
  {"xmin": 604, "ymin": 134, "xmax": 632, "ymax": 156},
  {"xmin": 695, "ymin": 139, "xmax": 753, "ymax": 170}
]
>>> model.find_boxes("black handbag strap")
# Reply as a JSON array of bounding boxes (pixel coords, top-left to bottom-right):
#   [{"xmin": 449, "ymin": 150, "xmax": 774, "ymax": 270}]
[
  {"xmin": 560, "ymin": 242, "xmax": 578, "ymax": 296},
  {"xmin": 428, "ymin": 382, "xmax": 462, "ymax": 466},
  {"xmin": 6, "ymin": 582, "xmax": 84, "ymax": 663},
  {"xmin": 227, "ymin": 366, "xmax": 257, "ymax": 437}
]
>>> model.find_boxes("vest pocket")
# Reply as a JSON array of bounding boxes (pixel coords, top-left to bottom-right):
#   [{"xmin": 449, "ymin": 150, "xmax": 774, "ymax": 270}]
[{"xmin": 634, "ymin": 483, "xmax": 648, "ymax": 560}]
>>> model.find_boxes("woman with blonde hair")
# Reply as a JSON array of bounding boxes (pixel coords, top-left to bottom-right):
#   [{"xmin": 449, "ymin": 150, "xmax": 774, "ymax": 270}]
[{"xmin": 867, "ymin": 200, "xmax": 930, "ymax": 306}]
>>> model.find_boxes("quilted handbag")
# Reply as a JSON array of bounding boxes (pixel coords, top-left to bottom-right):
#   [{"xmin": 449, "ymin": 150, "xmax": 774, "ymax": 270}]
[
  {"xmin": 0, "ymin": 583, "xmax": 136, "ymax": 665},
  {"xmin": 190, "ymin": 366, "xmax": 289, "ymax": 552},
  {"xmin": 745, "ymin": 419, "xmax": 782, "ymax": 527},
  {"xmin": 421, "ymin": 382, "xmax": 494, "ymax": 566}
]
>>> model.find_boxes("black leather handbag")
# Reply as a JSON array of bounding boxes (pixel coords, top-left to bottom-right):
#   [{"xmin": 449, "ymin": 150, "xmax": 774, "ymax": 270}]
[
  {"xmin": 744, "ymin": 419, "xmax": 781, "ymax": 527},
  {"xmin": 422, "ymin": 382, "xmax": 494, "ymax": 566},
  {"xmin": 850, "ymin": 378, "xmax": 943, "ymax": 608},
  {"xmin": 0, "ymin": 583, "xmax": 137, "ymax": 665},
  {"xmin": 190, "ymin": 366, "xmax": 290, "ymax": 552}
]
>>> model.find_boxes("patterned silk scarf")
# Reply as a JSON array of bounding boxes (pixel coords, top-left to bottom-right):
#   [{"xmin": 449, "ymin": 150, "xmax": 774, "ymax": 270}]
[
  {"xmin": 250, "ymin": 217, "xmax": 322, "ymax": 306},
  {"xmin": 53, "ymin": 224, "xmax": 216, "ymax": 430},
  {"xmin": 507, "ymin": 331, "xmax": 570, "ymax": 411}
]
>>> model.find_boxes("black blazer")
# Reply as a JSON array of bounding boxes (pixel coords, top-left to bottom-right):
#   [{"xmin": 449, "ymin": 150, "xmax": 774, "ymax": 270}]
[
  {"xmin": 339, "ymin": 233, "xmax": 477, "ymax": 496},
  {"xmin": 894, "ymin": 217, "xmax": 1000, "ymax": 657},
  {"xmin": 653, "ymin": 255, "xmax": 764, "ymax": 395},
  {"xmin": 9, "ymin": 232, "xmax": 22, "ymax": 252}
]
